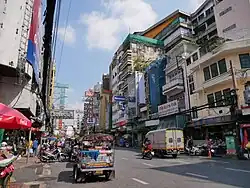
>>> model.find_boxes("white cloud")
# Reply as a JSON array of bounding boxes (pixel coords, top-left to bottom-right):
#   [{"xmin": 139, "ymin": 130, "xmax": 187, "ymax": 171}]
[
  {"xmin": 58, "ymin": 25, "xmax": 76, "ymax": 45},
  {"xmin": 189, "ymin": 0, "xmax": 206, "ymax": 11},
  {"xmin": 80, "ymin": 0, "xmax": 158, "ymax": 50}
]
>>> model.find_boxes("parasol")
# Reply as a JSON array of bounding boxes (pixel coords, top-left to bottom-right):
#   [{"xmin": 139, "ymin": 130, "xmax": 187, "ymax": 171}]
[{"xmin": 0, "ymin": 103, "xmax": 32, "ymax": 129}]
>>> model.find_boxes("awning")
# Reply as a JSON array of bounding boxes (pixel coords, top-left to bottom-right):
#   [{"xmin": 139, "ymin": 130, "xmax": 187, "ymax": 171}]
[{"xmin": 0, "ymin": 103, "xmax": 32, "ymax": 129}]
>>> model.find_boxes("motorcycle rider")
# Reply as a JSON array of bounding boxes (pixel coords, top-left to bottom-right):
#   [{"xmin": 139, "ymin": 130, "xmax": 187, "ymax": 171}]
[{"xmin": 143, "ymin": 138, "xmax": 152, "ymax": 152}]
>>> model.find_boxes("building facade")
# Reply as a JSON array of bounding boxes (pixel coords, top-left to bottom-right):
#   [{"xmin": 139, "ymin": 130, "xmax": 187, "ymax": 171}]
[
  {"xmin": 109, "ymin": 34, "xmax": 163, "ymax": 129},
  {"xmin": 214, "ymin": 0, "xmax": 250, "ymax": 40},
  {"xmin": 99, "ymin": 74, "xmax": 111, "ymax": 131},
  {"xmin": 186, "ymin": 37, "xmax": 250, "ymax": 139},
  {"xmin": 0, "ymin": 0, "xmax": 43, "ymax": 118}
]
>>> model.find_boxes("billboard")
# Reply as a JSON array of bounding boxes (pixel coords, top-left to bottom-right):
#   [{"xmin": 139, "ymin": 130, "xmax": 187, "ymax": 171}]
[
  {"xmin": 51, "ymin": 109, "xmax": 74, "ymax": 119},
  {"xmin": 27, "ymin": 0, "xmax": 42, "ymax": 84},
  {"xmin": 85, "ymin": 89, "xmax": 94, "ymax": 97}
]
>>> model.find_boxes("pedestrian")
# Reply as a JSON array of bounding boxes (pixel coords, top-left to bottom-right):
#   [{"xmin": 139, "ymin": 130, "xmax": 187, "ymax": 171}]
[{"xmin": 33, "ymin": 138, "xmax": 38, "ymax": 156}]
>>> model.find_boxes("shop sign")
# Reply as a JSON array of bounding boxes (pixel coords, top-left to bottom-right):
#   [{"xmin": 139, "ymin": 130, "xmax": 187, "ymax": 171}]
[
  {"xmin": 145, "ymin": 119, "xmax": 159, "ymax": 127},
  {"xmin": 158, "ymin": 100, "xmax": 179, "ymax": 117},
  {"xmin": 51, "ymin": 109, "xmax": 74, "ymax": 119}
]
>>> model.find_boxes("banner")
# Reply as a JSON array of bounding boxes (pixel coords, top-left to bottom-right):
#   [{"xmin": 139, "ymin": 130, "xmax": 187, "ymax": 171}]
[{"xmin": 26, "ymin": 0, "xmax": 42, "ymax": 84}]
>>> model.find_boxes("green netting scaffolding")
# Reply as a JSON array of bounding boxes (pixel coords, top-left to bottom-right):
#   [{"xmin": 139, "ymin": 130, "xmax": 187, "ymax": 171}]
[{"xmin": 122, "ymin": 34, "xmax": 164, "ymax": 47}]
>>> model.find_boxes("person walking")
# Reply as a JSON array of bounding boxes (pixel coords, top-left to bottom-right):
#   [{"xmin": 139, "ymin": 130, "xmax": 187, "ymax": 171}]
[{"xmin": 33, "ymin": 138, "xmax": 39, "ymax": 156}]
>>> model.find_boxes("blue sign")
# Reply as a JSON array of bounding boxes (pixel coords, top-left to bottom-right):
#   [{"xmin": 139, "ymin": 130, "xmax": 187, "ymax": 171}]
[{"xmin": 114, "ymin": 96, "xmax": 126, "ymax": 102}]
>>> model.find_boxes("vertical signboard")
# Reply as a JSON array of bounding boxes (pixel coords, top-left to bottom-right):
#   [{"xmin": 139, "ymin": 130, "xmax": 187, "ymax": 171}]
[
  {"xmin": 58, "ymin": 119, "xmax": 63, "ymax": 130},
  {"xmin": 27, "ymin": 0, "xmax": 42, "ymax": 84}
]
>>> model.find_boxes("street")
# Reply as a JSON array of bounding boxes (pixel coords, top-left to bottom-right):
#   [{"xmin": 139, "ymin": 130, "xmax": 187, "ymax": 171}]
[{"xmin": 13, "ymin": 148, "xmax": 249, "ymax": 188}]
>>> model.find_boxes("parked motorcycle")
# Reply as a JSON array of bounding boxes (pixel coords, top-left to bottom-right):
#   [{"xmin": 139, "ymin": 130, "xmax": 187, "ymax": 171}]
[
  {"xmin": 39, "ymin": 148, "xmax": 62, "ymax": 162},
  {"xmin": 0, "ymin": 155, "xmax": 17, "ymax": 188}
]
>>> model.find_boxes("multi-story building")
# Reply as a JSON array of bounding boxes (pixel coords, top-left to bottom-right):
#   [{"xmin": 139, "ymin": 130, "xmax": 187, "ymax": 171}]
[
  {"xmin": 214, "ymin": 0, "xmax": 250, "ymax": 40},
  {"xmin": 109, "ymin": 34, "xmax": 163, "ymax": 129},
  {"xmin": 191, "ymin": 0, "xmax": 217, "ymax": 45},
  {"xmin": 0, "ymin": 0, "xmax": 43, "ymax": 118},
  {"xmin": 93, "ymin": 82, "xmax": 101, "ymax": 128},
  {"xmin": 99, "ymin": 74, "xmax": 111, "ymax": 131},
  {"xmin": 186, "ymin": 37, "xmax": 250, "ymax": 139}
]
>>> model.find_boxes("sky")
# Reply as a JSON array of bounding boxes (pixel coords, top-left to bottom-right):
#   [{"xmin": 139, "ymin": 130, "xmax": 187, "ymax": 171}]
[{"xmin": 55, "ymin": 0, "xmax": 206, "ymax": 110}]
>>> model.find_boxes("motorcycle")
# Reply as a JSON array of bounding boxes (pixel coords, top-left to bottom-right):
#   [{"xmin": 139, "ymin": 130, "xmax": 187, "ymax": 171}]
[
  {"xmin": 0, "ymin": 155, "xmax": 16, "ymax": 188},
  {"xmin": 39, "ymin": 148, "xmax": 62, "ymax": 162},
  {"xmin": 69, "ymin": 146, "xmax": 78, "ymax": 162},
  {"xmin": 185, "ymin": 145, "xmax": 202, "ymax": 156},
  {"xmin": 142, "ymin": 149, "xmax": 154, "ymax": 160}
]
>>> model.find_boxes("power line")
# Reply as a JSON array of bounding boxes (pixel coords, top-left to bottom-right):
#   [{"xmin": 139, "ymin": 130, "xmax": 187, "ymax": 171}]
[
  {"xmin": 56, "ymin": 0, "xmax": 73, "ymax": 80},
  {"xmin": 52, "ymin": 0, "xmax": 62, "ymax": 60}
]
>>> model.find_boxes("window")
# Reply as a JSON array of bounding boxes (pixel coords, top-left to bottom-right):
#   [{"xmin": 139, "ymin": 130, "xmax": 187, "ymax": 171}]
[
  {"xmin": 207, "ymin": 93, "xmax": 215, "ymax": 107},
  {"xmin": 210, "ymin": 63, "xmax": 219, "ymax": 78},
  {"xmin": 215, "ymin": 91, "xmax": 223, "ymax": 106},
  {"xmin": 203, "ymin": 67, "xmax": 211, "ymax": 81},
  {"xmin": 239, "ymin": 53, "xmax": 250, "ymax": 68},
  {"xmin": 169, "ymin": 138, "xmax": 173, "ymax": 143},
  {"xmin": 219, "ymin": 6, "xmax": 232, "ymax": 17},
  {"xmin": 192, "ymin": 53, "xmax": 198, "ymax": 61},
  {"xmin": 218, "ymin": 58, "xmax": 227, "ymax": 74},
  {"xmin": 223, "ymin": 24, "xmax": 236, "ymax": 33},
  {"xmin": 223, "ymin": 88, "xmax": 231, "ymax": 105},
  {"xmin": 186, "ymin": 57, "xmax": 191, "ymax": 66},
  {"xmin": 188, "ymin": 75, "xmax": 195, "ymax": 94},
  {"xmin": 177, "ymin": 138, "xmax": 182, "ymax": 143}
]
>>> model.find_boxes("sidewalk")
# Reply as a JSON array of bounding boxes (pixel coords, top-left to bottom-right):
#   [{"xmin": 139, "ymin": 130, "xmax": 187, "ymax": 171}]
[{"xmin": 14, "ymin": 156, "xmax": 40, "ymax": 169}]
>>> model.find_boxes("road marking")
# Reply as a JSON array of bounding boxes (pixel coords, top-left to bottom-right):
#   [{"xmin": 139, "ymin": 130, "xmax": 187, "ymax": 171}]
[
  {"xmin": 122, "ymin": 157, "xmax": 128, "ymax": 160},
  {"xmin": 177, "ymin": 160, "xmax": 191, "ymax": 164},
  {"xmin": 226, "ymin": 168, "xmax": 250, "ymax": 173},
  {"xmin": 142, "ymin": 162, "xmax": 156, "ymax": 167},
  {"xmin": 186, "ymin": 172, "xmax": 208, "ymax": 179},
  {"xmin": 210, "ymin": 160, "xmax": 229, "ymax": 164},
  {"xmin": 132, "ymin": 178, "xmax": 149, "ymax": 185}
]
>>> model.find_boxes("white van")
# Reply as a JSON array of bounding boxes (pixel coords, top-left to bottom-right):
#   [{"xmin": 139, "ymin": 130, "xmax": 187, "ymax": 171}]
[{"xmin": 145, "ymin": 128, "xmax": 184, "ymax": 158}]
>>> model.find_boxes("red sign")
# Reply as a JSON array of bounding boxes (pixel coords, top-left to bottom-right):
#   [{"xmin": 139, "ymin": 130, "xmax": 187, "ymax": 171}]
[{"xmin": 58, "ymin": 119, "xmax": 62, "ymax": 130}]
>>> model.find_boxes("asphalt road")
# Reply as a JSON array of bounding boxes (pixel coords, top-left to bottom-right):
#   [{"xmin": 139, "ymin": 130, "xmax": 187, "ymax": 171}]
[{"xmin": 14, "ymin": 149, "xmax": 250, "ymax": 188}]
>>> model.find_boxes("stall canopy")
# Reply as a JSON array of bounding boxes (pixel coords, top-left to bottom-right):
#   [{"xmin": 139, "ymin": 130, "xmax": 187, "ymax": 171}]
[{"xmin": 0, "ymin": 103, "xmax": 32, "ymax": 129}]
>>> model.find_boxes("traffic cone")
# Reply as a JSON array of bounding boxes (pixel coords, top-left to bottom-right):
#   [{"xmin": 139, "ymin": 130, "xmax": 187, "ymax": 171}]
[{"xmin": 208, "ymin": 149, "xmax": 212, "ymax": 159}]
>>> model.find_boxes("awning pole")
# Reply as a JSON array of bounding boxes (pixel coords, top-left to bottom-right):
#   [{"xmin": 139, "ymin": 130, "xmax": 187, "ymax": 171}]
[{"xmin": 26, "ymin": 129, "xmax": 32, "ymax": 164}]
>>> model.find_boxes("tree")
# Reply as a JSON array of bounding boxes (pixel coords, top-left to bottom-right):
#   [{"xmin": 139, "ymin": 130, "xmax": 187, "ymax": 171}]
[{"xmin": 133, "ymin": 57, "xmax": 152, "ymax": 72}]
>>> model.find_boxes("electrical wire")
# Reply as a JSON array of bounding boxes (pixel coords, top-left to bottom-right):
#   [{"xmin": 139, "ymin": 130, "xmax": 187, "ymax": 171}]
[
  {"xmin": 56, "ymin": 0, "xmax": 73, "ymax": 81},
  {"xmin": 52, "ymin": 0, "xmax": 62, "ymax": 60}
]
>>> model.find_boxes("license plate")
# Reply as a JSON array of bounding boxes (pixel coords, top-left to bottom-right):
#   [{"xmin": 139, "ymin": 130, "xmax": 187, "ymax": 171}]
[{"xmin": 95, "ymin": 170, "xmax": 103, "ymax": 175}]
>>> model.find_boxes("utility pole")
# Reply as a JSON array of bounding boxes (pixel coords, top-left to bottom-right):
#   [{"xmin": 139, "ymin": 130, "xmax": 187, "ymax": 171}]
[{"xmin": 229, "ymin": 60, "xmax": 240, "ymax": 153}]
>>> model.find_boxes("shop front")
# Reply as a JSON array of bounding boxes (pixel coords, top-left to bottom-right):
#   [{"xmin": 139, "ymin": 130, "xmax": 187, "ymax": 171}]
[
  {"xmin": 186, "ymin": 115, "xmax": 237, "ymax": 155},
  {"xmin": 158, "ymin": 100, "xmax": 186, "ymax": 129}
]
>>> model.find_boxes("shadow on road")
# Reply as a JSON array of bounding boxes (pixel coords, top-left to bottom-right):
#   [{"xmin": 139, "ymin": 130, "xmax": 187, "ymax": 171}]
[
  {"xmin": 66, "ymin": 162, "xmax": 74, "ymax": 169},
  {"xmin": 151, "ymin": 161, "xmax": 249, "ymax": 188},
  {"xmin": 57, "ymin": 171, "xmax": 73, "ymax": 183}
]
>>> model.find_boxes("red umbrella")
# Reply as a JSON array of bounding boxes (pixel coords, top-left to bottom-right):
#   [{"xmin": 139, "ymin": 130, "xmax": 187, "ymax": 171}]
[{"xmin": 0, "ymin": 103, "xmax": 32, "ymax": 129}]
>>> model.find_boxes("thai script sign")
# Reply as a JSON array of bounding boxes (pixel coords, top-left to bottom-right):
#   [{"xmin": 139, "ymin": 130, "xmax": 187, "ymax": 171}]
[
  {"xmin": 51, "ymin": 109, "xmax": 74, "ymax": 119},
  {"xmin": 158, "ymin": 100, "xmax": 179, "ymax": 117}
]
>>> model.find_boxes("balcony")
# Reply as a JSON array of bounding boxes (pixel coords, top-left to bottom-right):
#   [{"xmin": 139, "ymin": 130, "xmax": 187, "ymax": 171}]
[
  {"xmin": 120, "ymin": 67, "xmax": 132, "ymax": 81},
  {"xmin": 119, "ymin": 50, "xmax": 132, "ymax": 71},
  {"xmin": 189, "ymin": 38, "xmax": 250, "ymax": 71},
  {"xmin": 162, "ymin": 78, "xmax": 184, "ymax": 96}
]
